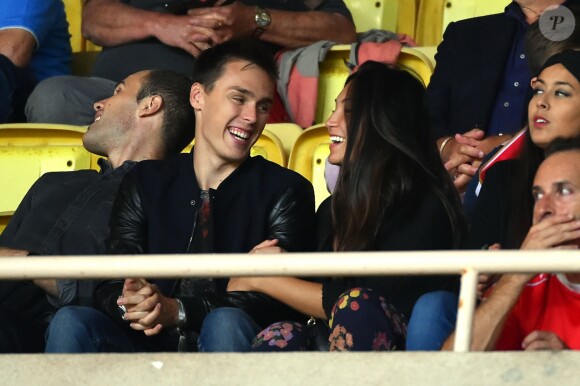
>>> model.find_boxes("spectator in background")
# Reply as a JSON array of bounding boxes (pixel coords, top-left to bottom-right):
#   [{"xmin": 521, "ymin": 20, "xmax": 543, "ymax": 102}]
[
  {"xmin": 407, "ymin": 49, "xmax": 580, "ymax": 351},
  {"xmin": 443, "ymin": 137, "xmax": 580, "ymax": 351},
  {"xmin": 0, "ymin": 0, "xmax": 71, "ymax": 122},
  {"xmin": 428, "ymin": 0, "xmax": 568, "ymax": 193},
  {"xmin": 26, "ymin": 0, "xmax": 356, "ymax": 125},
  {"xmin": 0, "ymin": 69, "xmax": 194, "ymax": 353}
]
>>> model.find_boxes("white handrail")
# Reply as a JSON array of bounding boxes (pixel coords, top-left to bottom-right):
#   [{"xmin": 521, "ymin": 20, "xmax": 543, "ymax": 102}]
[{"xmin": 1, "ymin": 249, "xmax": 578, "ymax": 352}]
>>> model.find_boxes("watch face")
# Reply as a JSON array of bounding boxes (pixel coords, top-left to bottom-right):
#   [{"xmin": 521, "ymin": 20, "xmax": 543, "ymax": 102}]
[{"xmin": 256, "ymin": 11, "xmax": 271, "ymax": 28}]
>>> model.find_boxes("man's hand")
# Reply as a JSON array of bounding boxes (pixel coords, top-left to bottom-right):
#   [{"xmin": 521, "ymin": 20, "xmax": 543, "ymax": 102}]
[
  {"xmin": 117, "ymin": 278, "xmax": 179, "ymax": 336},
  {"xmin": 522, "ymin": 330, "xmax": 568, "ymax": 351},
  {"xmin": 0, "ymin": 247, "xmax": 29, "ymax": 256},
  {"xmin": 188, "ymin": 2, "xmax": 255, "ymax": 45},
  {"xmin": 250, "ymin": 239, "xmax": 284, "ymax": 254},
  {"xmin": 521, "ymin": 214, "xmax": 580, "ymax": 250},
  {"xmin": 151, "ymin": 13, "xmax": 219, "ymax": 57},
  {"xmin": 227, "ymin": 240, "xmax": 284, "ymax": 291},
  {"xmin": 442, "ymin": 131, "xmax": 511, "ymax": 192}
]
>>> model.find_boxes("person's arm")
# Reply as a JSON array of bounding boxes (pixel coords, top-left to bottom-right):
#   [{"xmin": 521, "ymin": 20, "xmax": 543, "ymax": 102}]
[
  {"xmin": 188, "ymin": 2, "xmax": 356, "ymax": 49},
  {"xmin": 441, "ymin": 273, "xmax": 531, "ymax": 351},
  {"xmin": 82, "ymin": 0, "xmax": 217, "ymax": 56},
  {"xmin": 0, "ymin": 29, "xmax": 36, "ymax": 67},
  {"xmin": 266, "ymin": 180, "xmax": 316, "ymax": 252},
  {"xmin": 227, "ymin": 275, "xmax": 325, "ymax": 319}
]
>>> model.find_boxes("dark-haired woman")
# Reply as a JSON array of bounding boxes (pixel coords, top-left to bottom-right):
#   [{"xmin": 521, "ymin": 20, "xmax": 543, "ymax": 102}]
[{"xmin": 227, "ymin": 61, "xmax": 467, "ymax": 351}]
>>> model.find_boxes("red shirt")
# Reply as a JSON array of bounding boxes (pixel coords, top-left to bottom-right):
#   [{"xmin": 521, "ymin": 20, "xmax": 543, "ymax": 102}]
[{"xmin": 495, "ymin": 274, "xmax": 580, "ymax": 350}]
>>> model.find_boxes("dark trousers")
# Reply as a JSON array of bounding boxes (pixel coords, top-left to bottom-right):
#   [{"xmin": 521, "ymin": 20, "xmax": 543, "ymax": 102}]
[{"xmin": 0, "ymin": 54, "xmax": 36, "ymax": 123}]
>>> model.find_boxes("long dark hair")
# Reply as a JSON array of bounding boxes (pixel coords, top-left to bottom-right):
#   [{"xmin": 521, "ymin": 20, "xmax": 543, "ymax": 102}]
[
  {"xmin": 331, "ymin": 61, "xmax": 466, "ymax": 251},
  {"xmin": 503, "ymin": 131, "xmax": 544, "ymax": 248}
]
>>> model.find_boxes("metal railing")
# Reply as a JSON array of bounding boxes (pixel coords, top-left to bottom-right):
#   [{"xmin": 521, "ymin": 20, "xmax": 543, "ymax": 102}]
[{"xmin": 1, "ymin": 249, "xmax": 578, "ymax": 352}]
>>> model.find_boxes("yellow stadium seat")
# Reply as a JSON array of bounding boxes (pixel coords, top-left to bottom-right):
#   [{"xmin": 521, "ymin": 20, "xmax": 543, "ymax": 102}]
[
  {"xmin": 288, "ymin": 124, "xmax": 331, "ymax": 208},
  {"xmin": 397, "ymin": 0, "xmax": 418, "ymax": 38},
  {"xmin": 263, "ymin": 123, "xmax": 303, "ymax": 163},
  {"xmin": 71, "ymin": 51, "xmax": 99, "ymax": 76},
  {"xmin": 398, "ymin": 46, "xmax": 435, "ymax": 86},
  {"xmin": 63, "ymin": 0, "xmax": 102, "ymax": 53},
  {"xmin": 0, "ymin": 123, "xmax": 98, "ymax": 214},
  {"xmin": 182, "ymin": 130, "xmax": 286, "ymax": 167},
  {"xmin": 344, "ymin": 0, "xmax": 399, "ymax": 32},
  {"xmin": 316, "ymin": 44, "xmax": 435, "ymax": 123},
  {"xmin": 416, "ymin": 0, "xmax": 507, "ymax": 46},
  {"xmin": 0, "ymin": 211, "xmax": 11, "ymax": 236},
  {"xmin": 316, "ymin": 45, "xmax": 351, "ymax": 124}
]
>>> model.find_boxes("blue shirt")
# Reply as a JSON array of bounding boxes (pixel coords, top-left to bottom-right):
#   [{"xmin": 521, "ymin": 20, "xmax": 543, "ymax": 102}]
[
  {"xmin": 0, "ymin": 0, "xmax": 71, "ymax": 81},
  {"xmin": 486, "ymin": 2, "xmax": 530, "ymax": 136}
]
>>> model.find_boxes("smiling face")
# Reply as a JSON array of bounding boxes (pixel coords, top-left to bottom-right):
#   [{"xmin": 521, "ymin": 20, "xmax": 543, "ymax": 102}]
[
  {"xmin": 83, "ymin": 71, "xmax": 148, "ymax": 156},
  {"xmin": 532, "ymin": 150, "xmax": 580, "ymax": 226},
  {"xmin": 191, "ymin": 59, "xmax": 274, "ymax": 167},
  {"xmin": 528, "ymin": 64, "xmax": 580, "ymax": 149},
  {"xmin": 325, "ymin": 83, "xmax": 351, "ymax": 166}
]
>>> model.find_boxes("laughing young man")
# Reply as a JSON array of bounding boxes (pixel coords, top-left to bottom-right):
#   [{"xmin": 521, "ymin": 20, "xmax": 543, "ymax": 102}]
[{"xmin": 46, "ymin": 39, "xmax": 315, "ymax": 353}]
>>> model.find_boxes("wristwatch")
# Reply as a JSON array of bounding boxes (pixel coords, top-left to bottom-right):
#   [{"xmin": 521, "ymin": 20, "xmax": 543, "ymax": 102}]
[{"xmin": 253, "ymin": 7, "xmax": 271, "ymax": 38}]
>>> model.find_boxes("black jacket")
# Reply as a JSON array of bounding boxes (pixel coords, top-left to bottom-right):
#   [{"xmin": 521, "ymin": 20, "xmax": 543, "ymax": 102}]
[
  {"xmin": 96, "ymin": 151, "xmax": 316, "ymax": 332},
  {"xmin": 426, "ymin": 12, "xmax": 519, "ymax": 139}
]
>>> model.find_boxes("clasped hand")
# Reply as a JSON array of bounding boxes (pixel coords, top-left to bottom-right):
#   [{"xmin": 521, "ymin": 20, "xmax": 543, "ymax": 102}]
[{"xmin": 117, "ymin": 278, "xmax": 178, "ymax": 336}]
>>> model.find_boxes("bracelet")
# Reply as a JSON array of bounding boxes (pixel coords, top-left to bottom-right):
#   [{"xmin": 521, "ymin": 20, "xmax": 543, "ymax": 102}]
[
  {"xmin": 439, "ymin": 136, "xmax": 453, "ymax": 156},
  {"xmin": 175, "ymin": 298, "xmax": 187, "ymax": 328}
]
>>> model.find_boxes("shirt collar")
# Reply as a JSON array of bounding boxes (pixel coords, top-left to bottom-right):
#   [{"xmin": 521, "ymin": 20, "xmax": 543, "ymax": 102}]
[{"xmin": 97, "ymin": 158, "xmax": 136, "ymax": 174}]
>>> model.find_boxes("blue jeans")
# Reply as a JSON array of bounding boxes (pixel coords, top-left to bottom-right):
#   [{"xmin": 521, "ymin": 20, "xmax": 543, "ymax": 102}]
[
  {"xmin": 197, "ymin": 307, "xmax": 260, "ymax": 352},
  {"xmin": 406, "ymin": 291, "xmax": 458, "ymax": 351},
  {"xmin": 45, "ymin": 306, "xmax": 178, "ymax": 353}
]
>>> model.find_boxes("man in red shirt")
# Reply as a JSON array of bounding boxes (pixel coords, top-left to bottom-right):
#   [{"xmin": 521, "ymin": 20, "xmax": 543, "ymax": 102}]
[{"xmin": 443, "ymin": 137, "xmax": 580, "ymax": 351}]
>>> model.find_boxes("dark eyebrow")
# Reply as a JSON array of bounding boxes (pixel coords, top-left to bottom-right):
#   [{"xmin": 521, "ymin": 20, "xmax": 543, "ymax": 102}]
[
  {"xmin": 114, "ymin": 80, "xmax": 126, "ymax": 89},
  {"xmin": 553, "ymin": 181, "xmax": 573, "ymax": 190},
  {"xmin": 230, "ymin": 86, "xmax": 273, "ymax": 105}
]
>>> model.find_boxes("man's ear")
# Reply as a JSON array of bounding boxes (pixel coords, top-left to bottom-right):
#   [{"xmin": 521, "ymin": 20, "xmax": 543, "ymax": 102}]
[
  {"xmin": 138, "ymin": 95, "xmax": 163, "ymax": 117},
  {"xmin": 190, "ymin": 83, "xmax": 204, "ymax": 110}
]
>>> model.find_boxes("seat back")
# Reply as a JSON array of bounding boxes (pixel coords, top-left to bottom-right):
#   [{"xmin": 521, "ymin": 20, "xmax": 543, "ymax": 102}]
[
  {"xmin": 316, "ymin": 45, "xmax": 351, "ymax": 124},
  {"xmin": 0, "ymin": 124, "xmax": 97, "ymax": 214},
  {"xmin": 0, "ymin": 212, "xmax": 11, "ymax": 236},
  {"xmin": 344, "ymin": 0, "xmax": 398, "ymax": 32},
  {"xmin": 316, "ymin": 45, "xmax": 435, "ymax": 123},
  {"xmin": 397, "ymin": 0, "xmax": 419, "ymax": 37},
  {"xmin": 63, "ymin": 0, "xmax": 102, "ymax": 53},
  {"xmin": 416, "ymin": 0, "xmax": 507, "ymax": 46},
  {"xmin": 398, "ymin": 46, "xmax": 435, "ymax": 86},
  {"xmin": 288, "ymin": 124, "xmax": 331, "ymax": 208},
  {"xmin": 182, "ymin": 130, "xmax": 286, "ymax": 167},
  {"xmin": 263, "ymin": 123, "xmax": 304, "ymax": 163}
]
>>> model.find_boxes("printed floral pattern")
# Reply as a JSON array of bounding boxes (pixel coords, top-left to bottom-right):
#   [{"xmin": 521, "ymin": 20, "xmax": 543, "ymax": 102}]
[
  {"xmin": 329, "ymin": 287, "xmax": 407, "ymax": 351},
  {"xmin": 252, "ymin": 321, "xmax": 306, "ymax": 351}
]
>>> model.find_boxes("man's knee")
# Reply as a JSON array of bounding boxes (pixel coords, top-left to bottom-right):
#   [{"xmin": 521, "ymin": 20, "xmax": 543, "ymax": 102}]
[
  {"xmin": 26, "ymin": 76, "xmax": 113, "ymax": 125},
  {"xmin": 198, "ymin": 307, "xmax": 259, "ymax": 352}
]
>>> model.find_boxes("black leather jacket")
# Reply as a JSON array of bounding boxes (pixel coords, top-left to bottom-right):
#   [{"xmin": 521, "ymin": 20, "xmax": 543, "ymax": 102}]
[{"xmin": 96, "ymin": 151, "xmax": 316, "ymax": 331}]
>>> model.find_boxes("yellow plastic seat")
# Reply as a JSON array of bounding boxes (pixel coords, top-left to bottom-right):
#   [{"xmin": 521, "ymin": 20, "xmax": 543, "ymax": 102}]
[
  {"xmin": 397, "ymin": 0, "xmax": 418, "ymax": 37},
  {"xmin": 398, "ymin": 46, "xmax": 435, "ymax": 86},
  {"xmin": 316, "ymin": 45, "xmax": 351, "ymax": 124},
  {"xmin": 263, "ymin": 123, "xmax": 303, "ymax": 164},
  {"xmin": 71, "ymin": 50, "xmax": 100, "ymax": 76},
  {"xmin": 316, "ymin": 44, "xmax": 435, "ymax": 123},
  {"xmin": 0, "ymin": 211, "xmax": 11, "ymax": 236},
  {"xmin": 288, "ymin": 124, "xmax": 331, "ymax": 209},
  {"xmin": 0, "ymin": 123, "xmax": 98, "ymax": 214},
  {"xmin": 182, "ymin": 130, "xmax": 286, "ymax": 167},
  {"xmin": 344, "ymin": 0, "xmax": 399, "ymax": 32},
  {"xmin": 63, "ymin": 0, "xmax": 102, "ymax": 53},
  {"xmin": 416, "ymin": 0, "xmax": 507, "ymax": 46}
]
